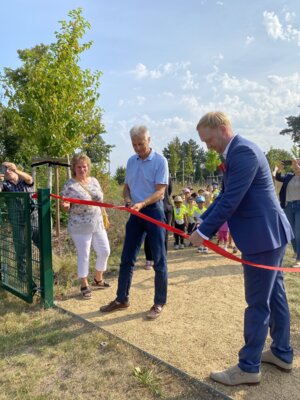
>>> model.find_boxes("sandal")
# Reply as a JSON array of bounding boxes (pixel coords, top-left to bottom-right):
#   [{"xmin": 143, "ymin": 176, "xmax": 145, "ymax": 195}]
[
  {"xmin": 80, "ymin": 286, "xmax": 92, "ymax": 299},
  {"xmin": 92, "ymin": 278, "xmax": 111, "ymax": 289}
]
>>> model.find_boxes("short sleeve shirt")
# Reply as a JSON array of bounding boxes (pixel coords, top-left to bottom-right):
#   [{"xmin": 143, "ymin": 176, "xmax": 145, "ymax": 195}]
[
  {"xmin": 125, "ymin": 149, "xmax": 169, "ymax": 203},
  {"xmin": 1, "ymin": 179, "xmax": 34, "ymax": 193},
  {"xmin": 61, "ymin": 177, "xmax": 104, "ymax": 234}
]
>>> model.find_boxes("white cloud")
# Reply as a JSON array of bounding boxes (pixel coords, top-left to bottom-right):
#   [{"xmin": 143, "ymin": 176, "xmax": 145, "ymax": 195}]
[
  {"xmin": 284, "ymin": 11, "xmax": 296, "ymax": 23},
  {"xmin": 136, "ymin": 95, "xmax": 146, "ymax": 105},
  {"xmin": 118, "ymin": 96, "xmax": 146, "ymax": 107},
  {"xmin": 131, "ymin": 63, "xmax": 162, "ymax": 79},
  {"xmin": 245, "ymin": 35, "xmax": 255, "ymax": 45},
  {"xmin": 180, "ymin": 69, "xmax": 299, "ymax": 153},
  {"xmin": 161, "ymin": 91, "xmax": 175, "ymax": 98},
  {"xmin": 263, "ymin": 10, "xmax": 300, "ymax": 46},
  {"xmin": 130, "ymin": 61, "xmax": 190, "ymax": 80},
  {"xmin": 216, "ymin": 1, "xmax": 224, "ymax": 5},
  {"xmin": 182, "ymin": 70, "xmax": 199, "ymax": 90}
]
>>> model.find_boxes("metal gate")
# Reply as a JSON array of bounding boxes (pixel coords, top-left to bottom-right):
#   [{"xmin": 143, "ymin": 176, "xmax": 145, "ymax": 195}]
[{"xmin": 0, "ymin": 189, "xmax": 53, "ymax": 308}]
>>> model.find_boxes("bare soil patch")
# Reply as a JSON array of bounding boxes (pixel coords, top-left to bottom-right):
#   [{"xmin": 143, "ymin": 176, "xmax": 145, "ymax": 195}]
[{"xmin": 57, "ymin": 245, "xmax": 300, "ymax": 400}]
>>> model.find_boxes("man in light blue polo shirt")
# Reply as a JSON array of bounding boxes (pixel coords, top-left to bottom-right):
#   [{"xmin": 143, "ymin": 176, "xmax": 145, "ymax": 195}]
[{"xmin": 100, "ymin": 125, "xmax": 169, "ymax": 319}]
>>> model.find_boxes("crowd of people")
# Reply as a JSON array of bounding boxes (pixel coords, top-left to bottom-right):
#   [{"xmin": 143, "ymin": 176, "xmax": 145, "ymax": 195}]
[{"xmin": 0, "ymin": 110, "xmax": 297, "ymax": 386}]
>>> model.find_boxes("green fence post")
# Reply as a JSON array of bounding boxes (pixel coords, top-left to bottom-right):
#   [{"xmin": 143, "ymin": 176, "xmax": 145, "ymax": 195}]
[{"xmin": 38, "ymin": 188, "xmax": 53, "ymax": 308}]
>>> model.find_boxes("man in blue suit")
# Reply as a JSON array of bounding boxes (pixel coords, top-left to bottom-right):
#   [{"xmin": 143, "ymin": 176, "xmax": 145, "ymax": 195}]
[{"xmin": 190, "ymin": 111, "xmax": 294, "ymax": 386}]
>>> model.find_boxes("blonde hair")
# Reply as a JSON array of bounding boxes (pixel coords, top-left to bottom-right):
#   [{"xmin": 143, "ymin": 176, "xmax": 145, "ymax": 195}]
[
  {"xmin": 71, "ymin": 153, "xmax": 91, "ymax": 178},
  {"xmin": 196, "ymin": 111, "xmax": 231, "ymax": 130}
]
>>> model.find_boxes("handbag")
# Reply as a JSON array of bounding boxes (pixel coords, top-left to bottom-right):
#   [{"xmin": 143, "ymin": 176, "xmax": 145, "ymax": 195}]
[{"xmin": 102, "ymin": 211, "xmax": 110, "ymax": 230}]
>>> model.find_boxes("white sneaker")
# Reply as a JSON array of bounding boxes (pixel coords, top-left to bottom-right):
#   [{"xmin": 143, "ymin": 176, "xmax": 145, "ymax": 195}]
[
  {"xmin": 179, "ymin": 244, "xmax": 185, "ymax": 249},
  {"xmin": 292, "ymin": 261, "xmax": 300, "ymax": 268},
  {"xmin": 197, "ymin": 247, "xmax": 203, "ymax": 253},
  {"xmin": 174, "ymin": 245, "xmax": 179, "ymax": 250},
  {"xmin": 210, "ymin": 364, "xmax": 261, "ymax": 386},
  {"xmin": 203, "ymin": 247, "xmax": 209, "ymax": 254}
]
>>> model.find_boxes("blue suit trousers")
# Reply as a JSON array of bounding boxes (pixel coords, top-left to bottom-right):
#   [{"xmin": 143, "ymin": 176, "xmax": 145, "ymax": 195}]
[
  {"xmin": 238, "ymin": 245, "xmax": 293, "ymax": 373},
  {"xmin": 116, "ymin": 203, "xmax": 168, "ymax": 305}
]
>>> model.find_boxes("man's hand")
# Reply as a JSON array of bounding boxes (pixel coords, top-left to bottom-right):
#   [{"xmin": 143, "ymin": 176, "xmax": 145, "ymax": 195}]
[
  {"xmin": 124, "ymin": 199, "xmax": 133, "ymax": 208},
  {"xmin": 131, "ymin": 202, "xmax": 145, "ymax": 212},
  {"xmin": 2, "ymin": 162, "xmax": 17, "ymax": 172},
  {"xmin": 189, "ymin": 230, "xmax": 204, "ymax": 247}
]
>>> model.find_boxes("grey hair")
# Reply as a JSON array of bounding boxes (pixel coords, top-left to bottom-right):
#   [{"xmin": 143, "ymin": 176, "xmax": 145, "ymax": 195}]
[{"xmin": 130, "ymin": 125, "xmax": 150, "ymax": 139}]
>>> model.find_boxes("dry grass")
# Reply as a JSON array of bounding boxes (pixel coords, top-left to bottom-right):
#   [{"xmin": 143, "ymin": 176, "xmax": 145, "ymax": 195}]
[{"xmin": 0, "ymin": 289, "xmax": 220, "ymax": 400}]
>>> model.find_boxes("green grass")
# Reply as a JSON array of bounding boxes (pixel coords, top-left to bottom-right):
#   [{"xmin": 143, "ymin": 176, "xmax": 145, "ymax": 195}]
[{"xmin": 0, "ymin": 290, "xmax": 216, "ymax": 400}]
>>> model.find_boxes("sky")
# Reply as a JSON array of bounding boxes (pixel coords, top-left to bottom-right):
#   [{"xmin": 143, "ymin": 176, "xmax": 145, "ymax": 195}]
[{"xmin": 1, "ymin": 0, "xmax": 300, "ymax": 173}]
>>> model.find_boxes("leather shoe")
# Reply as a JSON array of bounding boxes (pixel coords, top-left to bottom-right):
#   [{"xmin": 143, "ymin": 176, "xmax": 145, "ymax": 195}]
[
  {"xmin": 261, "ymin": 350, "xmax": 293, "ymax": 372},
  {"xmin": 100, "ymin": 299, "xmax": 130, "ymax": 313},
  {"xmin": 210, "ymin": 365, "xmax": 261, "ymax": 386},
  {"xmin": 146, "ymin": 304, "xmax": 164, "ymax": 319}
]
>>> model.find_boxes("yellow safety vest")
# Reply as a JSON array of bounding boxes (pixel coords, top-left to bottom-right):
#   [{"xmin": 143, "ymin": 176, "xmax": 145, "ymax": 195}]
[
  {"xmin": 174, "ymin": 205, "xmax": 186, "ymax": 224},
  {"xmin": 186, "ymin": 205, "xmax": 198, "ymax": 223}
]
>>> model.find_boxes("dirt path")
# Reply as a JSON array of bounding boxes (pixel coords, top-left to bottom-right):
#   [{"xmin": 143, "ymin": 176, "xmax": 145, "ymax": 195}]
[{"xmin": 57, "ymin": 245, "xmax": 300, "ymax": 400}]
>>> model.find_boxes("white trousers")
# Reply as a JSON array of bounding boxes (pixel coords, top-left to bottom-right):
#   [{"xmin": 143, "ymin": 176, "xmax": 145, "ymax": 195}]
[{"xmin": 71, "ymin": 230, "xmax": 110, "ymax": 278}]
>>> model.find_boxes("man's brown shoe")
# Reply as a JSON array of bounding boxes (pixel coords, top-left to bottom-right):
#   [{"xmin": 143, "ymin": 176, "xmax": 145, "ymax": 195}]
[
  {"xmin": 210, "ymin": 365, "xmax": 261, "ymax": 386},
  {"xmin": 100, "ymin": 299, "xmax": 129, "ymax": 313},
  {"xmin": 146, "ymin": 304, "xmax": 164, "ymax": 320}
]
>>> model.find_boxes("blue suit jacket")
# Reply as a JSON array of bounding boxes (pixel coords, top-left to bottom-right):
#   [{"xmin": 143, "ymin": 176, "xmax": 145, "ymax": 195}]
[{"xmin": 199, "ymin": 135, "xmax": 293, "ymax": 255}]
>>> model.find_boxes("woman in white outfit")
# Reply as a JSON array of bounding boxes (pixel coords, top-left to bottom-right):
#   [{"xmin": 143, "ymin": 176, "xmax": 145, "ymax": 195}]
[{"xmin": 61, "ymin": 153, "xmax": 111, "ymax": 299}]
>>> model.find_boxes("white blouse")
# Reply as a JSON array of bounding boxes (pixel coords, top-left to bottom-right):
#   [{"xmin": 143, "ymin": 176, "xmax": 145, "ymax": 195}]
[{"xmin": 61, "ymin": 177, "xmax": 104, "ymax": 234}]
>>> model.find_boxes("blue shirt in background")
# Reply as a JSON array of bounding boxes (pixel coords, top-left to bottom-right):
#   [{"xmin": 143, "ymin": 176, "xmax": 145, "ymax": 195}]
[{"xmin": 125, "ymin": 149, "xmax": 169, "ymax": 204}]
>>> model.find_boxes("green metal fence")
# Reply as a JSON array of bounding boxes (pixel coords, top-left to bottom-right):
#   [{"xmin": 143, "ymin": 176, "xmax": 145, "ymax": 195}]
[{"xmin": 0, "ymin": 188, "xmax": 53, "ymax": 308}]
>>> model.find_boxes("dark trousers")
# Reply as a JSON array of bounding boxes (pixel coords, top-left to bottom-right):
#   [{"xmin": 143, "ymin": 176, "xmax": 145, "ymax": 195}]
[
  {"xmin": 284, "ymin": 201, "xmax": 300, "ymax": 260},
  {"xmin": 174, "ymin": 222, "xmax": 185, "ymax": 245},
  {"xmin": 187, "ymin": 222, "xmax": 195, "ymax": 235},
  {"xmin": 238, "ymin": 244, "xmax": 293, "ymax": 373},
  {"xmin": 144, "ymin": 209, "xmax": 172, "ymax": 260},
  {"xmin": 117, "ymin": 204, "xmax": 167, "ymax": 305}
]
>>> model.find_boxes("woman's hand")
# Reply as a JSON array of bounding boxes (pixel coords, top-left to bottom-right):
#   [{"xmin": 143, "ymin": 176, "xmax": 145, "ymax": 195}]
[{"xmin": 61, "ymin": 201, "xmax": 70, "ymax": 212}]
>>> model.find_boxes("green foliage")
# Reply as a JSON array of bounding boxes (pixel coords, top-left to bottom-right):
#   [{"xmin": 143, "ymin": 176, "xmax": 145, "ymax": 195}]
[
  {"xmin": 291, "ymin": 144, "xmax": 300, "ymax": 159},
  {"xmin": 280, "ymin": 108, "xmax": 300, "ymax": 145},
  {"xmin": 133, "ymin": 366, "xmax": 162, "ymax": 397},
  {"xmin": 163, "ymin": 137, "xmax": 181, "ymax": 178},
  {"xmin": 266, "ymin": 147, "xmax": 292, "ymax": 170},
  {"xmin": 114, "ymin": 166, "xmax": 126, "ymax": 185},
  {"xmin": 204, "ymin": 150, "xmax": 221, "ymax": 173},
  {"xmin": 0, "ymin": 8, "xmax": 109, "ymax": 163},
  {"xmin": 163, "ymin": 136, "xmax": 208, "ymax": 183}
]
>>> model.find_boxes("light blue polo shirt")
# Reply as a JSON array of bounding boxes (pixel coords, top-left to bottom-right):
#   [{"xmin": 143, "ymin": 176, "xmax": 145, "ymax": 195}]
[{"xmin": 125, "ymin": 149, "xmax": 169, "ymax": 203}]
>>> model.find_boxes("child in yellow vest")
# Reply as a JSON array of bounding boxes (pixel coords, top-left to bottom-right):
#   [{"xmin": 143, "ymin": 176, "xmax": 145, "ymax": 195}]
[
  {"xmin": 173, "ymin": 195, "xmax": 187, "ymax": 249},
  {"xmin": 194, "ymin": 196, "xmax": 209, "ymax": 253},
  {"xmin": 186, "ymin": 197, "xmax": 198, "ymax": 235}
]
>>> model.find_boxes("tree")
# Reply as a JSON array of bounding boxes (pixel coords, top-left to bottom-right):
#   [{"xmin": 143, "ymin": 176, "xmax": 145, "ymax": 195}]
[
  {"xmin": 163, "ymin": 137, "xmax": 181, "ymax": 178},
  {"xmin": 280, "ymin": 109, "xmax": 300, "ymax": 145},
  {"xmin": 81, "ymin": 131, "xmax": 114, "ymax": 171},
  {"xmin": 184, "ymin": 144, "xmax": 194, "ymax": 180},
  {"xmin": 0, "ymin": 8, "xmax": 108, "ymax": 162},
  {"xmin": 205, "ymin": 150, "xmax": 221, "ymax": 178},
  {"xmin": 265, "ymin": 148, "xmax": 292, "ymax": 170},
  {"xmin": 114, "ymin": 166, "xmax": 126, "ymax": 185}
]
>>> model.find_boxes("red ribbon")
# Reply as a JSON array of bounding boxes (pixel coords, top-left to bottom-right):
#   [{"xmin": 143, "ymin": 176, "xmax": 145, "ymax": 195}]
[{"xmin": 35, "ymin": 193, "xmax": 300, "ymax": 273}]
